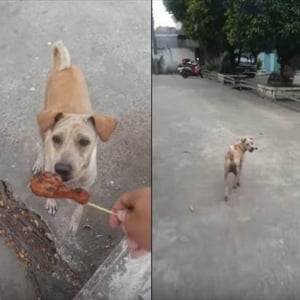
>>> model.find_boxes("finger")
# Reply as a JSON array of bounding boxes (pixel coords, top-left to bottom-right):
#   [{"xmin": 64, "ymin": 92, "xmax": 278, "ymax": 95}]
[
  {"xmin": 109, "ymin": 214, "xmax": 120, "ymax": 228},
  {"xmin": 117, "ymin": 210, "xmax": 127, "ymax": 222},
  {"xmin": 130, "ymin": 248, "xmax": 149, "ymax": 259},
  {"xmin": 121, "ymin": 223, "xmax": 128, "ymax": 235},
  {"xmin": 118, "ymin": 193, "xmax": 136, "ymax": 210},
  {"xmin": 110, "ymin": 209, "xmax": 128, "ymax": 228},
  {"xmin": 110, "ymin": 193, "xmax": 134, "ymax": 214},
  {"xmin": 127, "ymin": 237, "xmax": 139, "ymax": 250},
  {"xmin": 110, "ymin": 194, "xmax": 131, "ymax": 228},
  {"xmin": 110, "ymin": 210, "xmax": 127, "ymax": 229}
]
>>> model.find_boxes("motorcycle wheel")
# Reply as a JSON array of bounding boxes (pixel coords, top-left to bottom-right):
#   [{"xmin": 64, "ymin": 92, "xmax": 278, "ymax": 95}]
[{"xmin": 182, "ymin": 72, "xmax": 188, "ymax": 78}]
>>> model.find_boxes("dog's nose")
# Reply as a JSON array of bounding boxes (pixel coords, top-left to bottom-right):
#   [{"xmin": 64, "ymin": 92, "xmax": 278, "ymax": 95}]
[{"xmin": 54, "ymin": 162, "xmax": 72, "ymax": 180}]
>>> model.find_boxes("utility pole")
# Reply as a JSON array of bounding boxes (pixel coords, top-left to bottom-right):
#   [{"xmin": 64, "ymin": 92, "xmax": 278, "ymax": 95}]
[
  {"xmin": 152, "ymin": 6, "xmax": 158, "ymax": 74},
  {"xmin": 152, "ymin": 8, "xmax": 157, "ymax": 55}
]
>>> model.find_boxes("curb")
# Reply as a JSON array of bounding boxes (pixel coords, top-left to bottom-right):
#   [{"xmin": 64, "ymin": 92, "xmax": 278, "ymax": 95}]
[{"xmin": 73, "ymin": 239, "xmax": 151, "ymax": 300}]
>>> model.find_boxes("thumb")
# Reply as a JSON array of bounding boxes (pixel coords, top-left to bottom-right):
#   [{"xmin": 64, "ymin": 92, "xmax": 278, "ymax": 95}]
[
  {"xmin": 116, "ymin": 210, "xmax": 129, "ymax": 236},
  {"xmin": 117, "ymin": 209, "xmax": 127, "ymax": 222}
]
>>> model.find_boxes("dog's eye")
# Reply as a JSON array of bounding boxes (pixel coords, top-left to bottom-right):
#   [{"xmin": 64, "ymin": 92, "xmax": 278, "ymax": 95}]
[
  {"xmin": 52, "ymin": 135, "xmax": 62, "ymax": 144},
  {"xmin": 79, "ymin": 138, "xmax": 90, "ymax": 146}
]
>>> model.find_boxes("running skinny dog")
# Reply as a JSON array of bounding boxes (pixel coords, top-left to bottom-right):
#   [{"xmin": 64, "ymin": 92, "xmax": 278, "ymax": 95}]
[{"xmin": 224, "ymin": 137, "xmax": 257, "ymax": 201}]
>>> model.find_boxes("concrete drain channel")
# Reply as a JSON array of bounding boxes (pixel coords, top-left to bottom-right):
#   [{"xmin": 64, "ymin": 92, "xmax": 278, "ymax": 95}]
[{"xmin": 0, "ymin": 180, "xmax": 82, "ymax": 299}]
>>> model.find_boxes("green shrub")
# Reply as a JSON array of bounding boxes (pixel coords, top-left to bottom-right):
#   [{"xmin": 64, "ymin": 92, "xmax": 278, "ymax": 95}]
[{"xmin": 203, "ymin": 62, "xmax": 219, "ymax": 71}]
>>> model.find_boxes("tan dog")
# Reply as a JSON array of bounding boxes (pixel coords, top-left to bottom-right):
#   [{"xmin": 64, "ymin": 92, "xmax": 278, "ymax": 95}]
[
  {"xmin": 32, "ymin": 40, "xmax": 117, "ymax": 234},
  {"xmin": 224, "ymin": 137, "xmax": 257, "ymax": 201}
]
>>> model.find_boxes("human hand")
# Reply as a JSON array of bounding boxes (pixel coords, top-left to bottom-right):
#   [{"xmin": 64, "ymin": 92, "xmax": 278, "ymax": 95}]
[{"xmin": 109, "ymin": 188, "xmax": 151, "ymax": 258}]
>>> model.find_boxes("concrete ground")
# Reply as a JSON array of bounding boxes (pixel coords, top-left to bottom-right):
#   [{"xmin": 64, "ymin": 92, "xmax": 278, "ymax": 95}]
[
  {"xmin": 153, "ymin": 75, "xmax": 300, "ymax": 300},
  {"xmin": 0, "ymin": 1, "xmax": 150, "ymax": 299}
]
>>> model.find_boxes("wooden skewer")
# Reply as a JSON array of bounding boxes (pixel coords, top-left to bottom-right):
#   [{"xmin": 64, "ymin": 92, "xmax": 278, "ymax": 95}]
[{"xmin": 87, "ymin": 202, "xmax": 117, "ymax": 216}]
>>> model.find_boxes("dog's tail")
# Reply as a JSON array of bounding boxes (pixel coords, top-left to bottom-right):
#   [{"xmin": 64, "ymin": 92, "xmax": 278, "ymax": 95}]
[
  {"xmin": 52, "ymin": 40, "xmax": 71, "ymax": 71},
  {"xmin": 224, "ymin": 152, "xmax": 237, "ymax": 201}
]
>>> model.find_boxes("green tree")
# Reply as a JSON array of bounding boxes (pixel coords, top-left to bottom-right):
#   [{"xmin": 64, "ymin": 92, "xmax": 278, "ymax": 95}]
[
  {"xmin": 164, "ymin": 0, "xmax": 230, "ymax": 64},
  {"xmin": 163, "ymin": 0, "xmax": 187, "ymax": 22},
  {"xmin": 224, "ymin": 0, "xmax": 300, "ymax": 83},
  {"xmin": 224, "ymin": 0, "xmax": 273, "ymax": 63},
  {"xmin": 164, "ymin": 0, "xmax": 300, "ymax": 83},
  {"xmin": 267, "ymin": 0, "xmax": 300, "ymax": 83}
]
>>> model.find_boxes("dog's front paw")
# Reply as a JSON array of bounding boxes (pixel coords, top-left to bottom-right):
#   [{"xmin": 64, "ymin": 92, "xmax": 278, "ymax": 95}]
[
  {"xmin": 32, "ymin": 158, "xmax": 44, "ymax": 174},
  {"xmin": 69, "ymin": 218, "xmax": 79, "ymax": 236},
  {"xmin": 46, "ymin": 199, "xmax": 57, "ymax": 215}
]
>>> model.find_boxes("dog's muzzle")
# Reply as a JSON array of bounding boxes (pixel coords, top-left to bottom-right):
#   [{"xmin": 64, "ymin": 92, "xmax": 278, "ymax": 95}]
[
  {"xmin": 55, "ymin": 162, "xmax": 73, "ymax": 182},
  {"xmin": 249, "ymin": 147, "xmax": 258, "ymax": 152}
]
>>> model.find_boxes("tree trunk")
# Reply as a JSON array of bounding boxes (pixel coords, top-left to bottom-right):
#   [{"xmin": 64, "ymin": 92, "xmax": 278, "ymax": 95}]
[
  {"xmin": 202, "ymin": 45, "xmax": 208, "ymax": 65},
  {"xmin": 280, "ymin": 58, "xmax": 294, "ymax": 85},
  {"xmin": 237, "ymin": 48, "xmax": 242, "ymax": 64},
  {"xmin": 220, "ymin": 48, "xmax": 235, "ymax": 74},
  {"xmin": 228, "ymin": 48, "xmax": 235, "ymax": 73},
  {"xmin": 251, "ymin": 50, "xmax": 258, "ymax": 64}
]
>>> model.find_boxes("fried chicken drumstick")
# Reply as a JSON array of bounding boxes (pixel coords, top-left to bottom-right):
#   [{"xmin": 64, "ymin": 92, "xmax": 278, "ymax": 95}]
[
  {"xmin": 30, "ymin": 172, "xmax": 117, "ymax": 216},
  {"xmin": 30, "ymin": 171, "xmax": 90, "ymax": 204}
]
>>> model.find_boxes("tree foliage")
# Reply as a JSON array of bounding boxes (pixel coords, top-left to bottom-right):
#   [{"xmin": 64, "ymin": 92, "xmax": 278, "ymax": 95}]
[
  {"xmin": 224, "ymin": 0, "xmax": 273, "ymax": 58},
  {"xmin": 164, "ymin": 0, "xmax": 300, "ymax": 80},
  {"xmin": 164, "ymin": 0, "xmax": 228, "ymax": 60}
]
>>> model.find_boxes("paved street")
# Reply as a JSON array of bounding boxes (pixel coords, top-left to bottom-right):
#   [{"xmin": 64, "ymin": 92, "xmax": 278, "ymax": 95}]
[
  {"xmin": 0, "ymin": 1, "xmax": 150, "ymax": 299},
  {"xmin": 153, "ymin": 75, "xmax": 300, "ymax": 300}
]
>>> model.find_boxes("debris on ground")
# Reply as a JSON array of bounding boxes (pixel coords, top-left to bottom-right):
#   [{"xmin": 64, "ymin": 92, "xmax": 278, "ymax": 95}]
[
  {"xmin": 82, "ymin": 224, "xmax": 93, "ymax": 230},
  {"xmin": 103, "ymin": 234, "xmax": 114, "ymax": 249},
  {"xmin": 105, "ymin": 179, "xmax": 121, "ymax": 191},
  {"xmin": 0, "ymin": 180, "xmax": 82, "ymax": 300},
  {"xmin": 189, "ymin": 205, "xmax": 195, "ymax": 213}
]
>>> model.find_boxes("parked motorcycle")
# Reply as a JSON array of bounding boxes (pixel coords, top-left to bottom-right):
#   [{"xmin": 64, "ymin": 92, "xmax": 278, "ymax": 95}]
[{"xmin": 177, "ymin": 58, "xmax": 203, "ymax": 78}]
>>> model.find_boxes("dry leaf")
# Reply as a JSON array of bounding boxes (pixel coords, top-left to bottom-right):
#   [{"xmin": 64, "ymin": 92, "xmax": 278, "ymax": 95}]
[{"xmin": 45, "ymin": 232, "xmax": 53, "ymax": 241}]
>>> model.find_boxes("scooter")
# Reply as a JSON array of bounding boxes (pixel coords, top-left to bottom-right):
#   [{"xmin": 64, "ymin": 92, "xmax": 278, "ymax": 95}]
[{"xmin": 178, "ymin": 58, "xmax": 203, "ymax": 78}]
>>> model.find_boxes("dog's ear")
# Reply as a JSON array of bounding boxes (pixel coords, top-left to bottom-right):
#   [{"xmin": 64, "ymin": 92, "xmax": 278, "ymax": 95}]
[
  {"xmin": 241, "ymin": 138, "xmax": 246, "ymax": 144},
  {"xmin": 37, "ymin": 111, "xmax": 64, "ymax": 133},
  {"xmin": 89, "ymin": 114, "xmax": 117, "ymax": 142}
]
